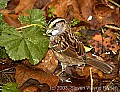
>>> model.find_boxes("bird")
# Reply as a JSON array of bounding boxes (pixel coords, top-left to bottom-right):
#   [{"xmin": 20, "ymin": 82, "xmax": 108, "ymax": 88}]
[{"xmin": 46, "ymin": 18, "xmax": 113, "ymax": 74}]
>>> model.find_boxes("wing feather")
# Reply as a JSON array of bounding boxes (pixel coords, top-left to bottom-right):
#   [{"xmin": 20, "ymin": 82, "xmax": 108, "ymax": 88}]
[{"xmin": 51, "ymin": 31, "xmax": 85, "ymax": 58}]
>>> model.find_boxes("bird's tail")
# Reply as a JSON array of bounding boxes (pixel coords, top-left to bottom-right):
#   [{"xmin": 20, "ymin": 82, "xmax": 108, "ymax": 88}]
[{"xmin": 85, "ymin": 57, "xmax": 113, "ymax": 74}]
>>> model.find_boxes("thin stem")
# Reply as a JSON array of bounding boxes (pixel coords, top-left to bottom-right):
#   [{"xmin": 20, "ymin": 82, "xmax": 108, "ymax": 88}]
[
  {"xmin": 109, "ymin": 0, "xmax": 120, "ymax": 7},
  {"xmin": 104, "ymin": 79, "xmax": 115, "ymax": 91},
  {"xmin": 16, "ymin": 24, "xmax": 45, "ymax": 30},
  {"xmin": 90, "ymin": 68, "xmax": 93, "ymax": 92},
  {"xmin": 105, "ymin": 25, "xmax": 120, "ymax": 30}
]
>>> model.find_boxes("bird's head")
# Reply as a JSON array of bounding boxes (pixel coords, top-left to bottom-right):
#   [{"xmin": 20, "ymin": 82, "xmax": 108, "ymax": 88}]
[{"xmin": 46, "ymin": 18, "xmax": 68, "ymax": 36}]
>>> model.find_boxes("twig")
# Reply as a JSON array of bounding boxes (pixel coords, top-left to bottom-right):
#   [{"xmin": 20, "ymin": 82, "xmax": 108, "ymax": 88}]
[
  {"xmin": 118, "ymin": 50, "xmax": 120, "ymax": 61},
  {"xmin": 55, "ymin": 70, "xmax": 63, "ymax": 76},
  {"xmin": 16, "ymin": 24, "xmax": 45, "ymax": 30},
  {"xmin": 90, "ymin": 68, "xmax": 93, "ymax": 92},
  {"xmin": 109, "ymin": 0, "xmax": 120, "ymax": 7},
  {"xmin": 0, "ymin": 67, "xmax": 15, "ymax": 73},
  {"xmin": 105, "ymin": 25, "xmax": 120, "ymax": 30},
  {"xmin": 104, "ymin": 79, "xmax": 115, "ymax": 92}
]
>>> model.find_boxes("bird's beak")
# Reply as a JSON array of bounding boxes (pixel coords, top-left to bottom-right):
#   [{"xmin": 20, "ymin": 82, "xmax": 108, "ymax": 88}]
[
  {"xmin": 46, "ymin": 29, "xmax": 52, "ymax": 34},
  {"xmin": 46, "ymin": 28, "xmax": 53, "ymax": 36}
]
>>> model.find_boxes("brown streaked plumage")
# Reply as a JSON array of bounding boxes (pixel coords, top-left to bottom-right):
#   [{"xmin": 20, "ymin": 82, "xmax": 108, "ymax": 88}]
[{"xmin": 46, "ymin": 18, "xmax": 113, "ymax": 74}]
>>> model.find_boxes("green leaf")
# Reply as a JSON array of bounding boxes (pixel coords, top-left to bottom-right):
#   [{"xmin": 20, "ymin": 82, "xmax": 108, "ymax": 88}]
[
  {"xmin": 0, "ymin": 14, "xmax": 5, "ymax": 35},
  {"xmin": 0, "ymin": 0, "xmax": 10, "ymax": 8},
  {"xmin": 21, "ymin": 26, "xmax": 49, "ymax": 65},
  {"xmin": 71, "ymin": 18, "xmax": 80, "ymax": 26},
  {"xmin": 0, "ymin": 26, "xmax": 49, "ymax": 65},
  {"xmin": 2, "ymin": 82, "xmax": 20, "ymax": 92},
  {"xmin": 74, "ymin": 31, "xmax": 82, "ymax": 37},
  {"xmin": 48, "ymin": 6, "xmax": 55, "ymax": 13},
  {"xmin": 0, "ymin": 10, "xmax": 50, "ymax": 65},
  {"xmin": 19, "ymin": 9, "xmax": 46, "ymax": 27},
  {"xmin": 80, "ymin": 26, "xmax": 86, "ymax": 29},
  {"xmin": 48, "ymin": 6, "xmax": 55, "ymax": 18},
  {"xmin": 0, "ymin": 25, "xmax": 25, "ymax": 60}
]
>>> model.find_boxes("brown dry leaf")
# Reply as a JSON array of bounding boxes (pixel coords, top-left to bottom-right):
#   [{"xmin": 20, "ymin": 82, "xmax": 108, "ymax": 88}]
[
  {"xmin": 89, "ymin": 34, "xmax": 103, "ymax": 53},
  {"xmin": 7, "ymin": 0, "xmax": 20, "ymax": 10},
  {"xmin": 15, "ymin": 64, "xmax": 59, "ymax": 88},
  {"xmin": 0, "ymin": 0, "xmax": 37, "ymax": 28},
  {"xmin": 0, "ymin": 9, "xmax": 21, "ymax": 28},
  {"xmin": 92, "ymin": 34, "xmax": 103, "ymax": 43},
  {"xmin": 74, "ymin": 2, "xmax": 120, "ymax": 29},
  {"xmin": 23, "ymin": 86, "xmax": 40, "ymax": 92},
  {"xmin": 4, "ymin": 14, "xmax": 21, "ymax": 28},
  {"xmin": 46, "ymin": 0, "xmax": 96, "ymax": 21},
  {"xmin": 89, "ymin": 4, "xmax": 120, "ymax": 29},
  {"xmin": 45, "ymin": 0, "xmax": 120, "ymax": 29},
  {"xmin": 35, "ymin": 0, "xmax": 51, "ymax": 9},
  {"xmin": 22, "ymin": 50, "xmax": 58, "ymax": 73},
  {"xmin": 76, "ymin": 66, "xmax": 103, "ymax": 78},
  {"xmin": 105, "ymin": 30, "xmax": 115, "ymax": 38},
  {"xmin": 14, "ymin": 0, "xmax": 36, "ymax": 14},
  {"xmin": 35, "ymin": 49, "xmax": 58, "ymax": 73},
  {"xmin": 89, "ymin": 29, "xmax": 119, "ymax": 53},
  {"xmin": 47, "ymin": 0, "xmax": 73, "ymax": 18},
  {"xmin": 94, "ymin": 4, "xmax": 114, "ymax": 21},
  {"xmin": 74, "ymin": 0, "xmax": 96, "ymax": 21},
  {"xmin": 109, "ymin": 44, "xmax": 120, "ymax": 52}
]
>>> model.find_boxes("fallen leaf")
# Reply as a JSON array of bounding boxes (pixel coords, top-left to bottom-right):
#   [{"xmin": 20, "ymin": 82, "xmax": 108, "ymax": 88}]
[
  {"xmin": 45, "ymin": 0, "xmax": 120, "ymax": 29},
  {"xmin": 15, "ymin": 64, "xmax": 59, "ymax": 88},
  {"xmin": 23, "ymin": 85, "xmax": 40, "ymax": 92},
  {"xmin": 4, "ymin": 14, "xmax": 21, "ymax": 28},
  {"xmin": 76, "ymin": 66, "xmax": 103, "ymax": 78},
  {"xmin": 34, "ymin": 0, "xmax": 51, "ymax": 9},
  {"xmin": 0, "ymin": 0, "xmax": 37, "ymax": 28},
  {"xmin": 72, "ymin": 0, "xmax": 96, "ymax": 21},
  {"xmin": 89, "ymin": 29, "xmax": 119, "ymax": 53},
  {"xmin": 0, "ymin": 9, "xmax": 21, "ymax": 28},
  {"xmin": 92, "ymin": 34, "xmax": 103, "ymax": 43},
  {"xmin": 35, "ymin": 49, "xmax": 58, "ymax": 73},
  {"xmin": 7, "ymin": 0, "xmax": 20, "ymax": 10},
  {"xmin": 109, "ymin": 44, "xmax": 120, "ymax": 52},
  {"xmin": 14, "ymin": 0, "xmax": 37, "ymax": 14},
  {"xmin": 47, "ymin": 0, "xmax": 73, "ymax": 18},
  {"xmin": 89, "ymin": 4, "xmax": 120, "ymax": 29},
  {"xmin": 22, "ymin": 50, "xmax": 58, "ymax": 73}
]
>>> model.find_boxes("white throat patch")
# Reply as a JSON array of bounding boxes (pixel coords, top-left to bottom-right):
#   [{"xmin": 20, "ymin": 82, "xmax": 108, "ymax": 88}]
[{"xmin": 52, "ymin": 29, "xmax": 60, "ymax": 36}]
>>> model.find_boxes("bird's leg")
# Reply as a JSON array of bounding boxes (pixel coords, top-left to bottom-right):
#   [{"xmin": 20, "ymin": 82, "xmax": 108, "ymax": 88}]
[
  {"xmin": 61, "ymin": 62, "xmax": 68, "ymax": 72},
  {"xmin": 54, "ymin": 62, "xmax": 69, "ymax": 82},
  {"xmin": 54, "ymin": 62, "xmax": 68, "ymax": 76}
]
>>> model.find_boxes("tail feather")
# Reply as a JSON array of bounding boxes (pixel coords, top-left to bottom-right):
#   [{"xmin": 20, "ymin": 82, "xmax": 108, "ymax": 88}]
[{"xmin": 86, "ymin": 57, "xmax": 113, "ymax": 74}]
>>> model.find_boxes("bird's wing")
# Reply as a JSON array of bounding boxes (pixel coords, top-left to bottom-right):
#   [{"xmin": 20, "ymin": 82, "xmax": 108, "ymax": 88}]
[{"xmin": 51, "ymin": 31, "xmax": 85, "ymax": 58}]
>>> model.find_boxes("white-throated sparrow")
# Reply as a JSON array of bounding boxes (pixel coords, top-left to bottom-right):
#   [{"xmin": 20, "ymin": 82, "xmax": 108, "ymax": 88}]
[{"xmin": 46, "ymin": 18, "xmax": 113, "ymax": 74}]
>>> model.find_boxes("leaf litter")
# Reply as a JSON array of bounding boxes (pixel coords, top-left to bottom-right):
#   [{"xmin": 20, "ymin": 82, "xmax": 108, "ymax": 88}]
[{"xmin": 0, "ymin": 0, "xmax": 120, "ymax": 92}]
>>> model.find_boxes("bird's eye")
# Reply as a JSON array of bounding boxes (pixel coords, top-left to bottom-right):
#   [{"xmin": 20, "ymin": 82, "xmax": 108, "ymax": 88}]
[
  {"xmin": 53, "ymin": 23, "xmax": 56, "ymax": 27},
  {"xmin": 49, "ymin": 33, "xmax": 52, "ymax": 36}
]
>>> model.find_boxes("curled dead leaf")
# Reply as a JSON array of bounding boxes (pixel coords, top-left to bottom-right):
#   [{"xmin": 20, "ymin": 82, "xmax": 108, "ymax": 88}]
[{"xmin": 15, "ymin": 64, "xmax": 59, "ymax": 88}]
